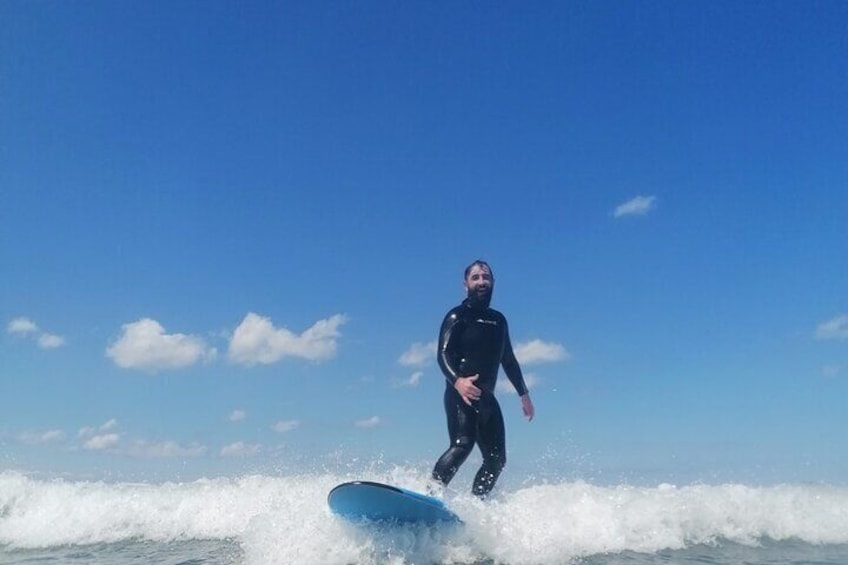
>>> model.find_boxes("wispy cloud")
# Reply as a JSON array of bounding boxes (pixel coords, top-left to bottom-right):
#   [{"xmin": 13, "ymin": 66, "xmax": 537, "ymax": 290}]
[
  {"xmin": 7, "ymin": 317, "xmax": 38, "ymax": 335},
  {"xmin": 613, "ymin": 195, "xmax": 657, "ymax": 218},
  {"xmin": 822, "ymin": 365, "xmax": 841, "ymax": 379},
  {"xmin": 125, "ymin": 440, "xmax": 207, "ymax": 458},
  {"xmin": 228, "ymin": 312, "xmax": 347, "ymax": 366},
  {"xmin": 229, "ymin": 409, "xmax": 246, "ymax": 422},
  {"xmin": 272, "ymin": 420, "xmax": 300, "ymax": 434},
  {"xmin": 220, "ymin": 442, "xmax": 261, "ymax": 457},
  {"xmin": 79, "ymin": 419, "xmax": 119, "ymax": 438},
  {"xmin": 7, "ymin": 317, "xmax": 66, "ymax": 349},
  {"xmin": 100, "ymin": 418, "xmax": 119, "ymax": 431},
  {"xmin": 398, "ymin": 341, "xmax": 436, "ymax": 367},
  {"xmin": 83, "ymin": 433, "xmax": 120, "ymax": 451},
  {"xmin": 355, "ymin": 416, "xmax": 381, "ymax": 429},
  {"xmin": 18, "ymin": 429, "xmax": 66, "ymax": 445},
  {"xmin": 77, "ymin": 420, "xmax": 121, "ymax": 450},
  {"xmin": 397, "ymin": 371, "xmax": 423, "ymax": 388},
  {"xmin": 106, "ymin": 318, "xmax": 217, "ymax": 371},
  {"xmin": 75, "ymin": 419, "xmax": 207, "ymax": 457},
  {"xmin": 38, "ymin": 333, "xmax": 66, "ymax": 349},
  {"xmin": 514, "ymin": 339, "xmax": 570, "ymax": 365},
  {"xmin": 815, "ymin": 314, "xmax": 848, "ymax": 341}
]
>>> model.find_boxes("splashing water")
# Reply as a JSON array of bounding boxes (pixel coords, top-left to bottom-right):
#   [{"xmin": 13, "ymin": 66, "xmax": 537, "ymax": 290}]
[{"xmin": 2, "ymin": 469, "xmax": 848, "ymax": 564}]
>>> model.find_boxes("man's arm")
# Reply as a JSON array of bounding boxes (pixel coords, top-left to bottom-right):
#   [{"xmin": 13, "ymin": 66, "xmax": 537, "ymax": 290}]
[
  {"xmin": 501, "ymin": 321, "xmax": 528, "ymax": 396},
  {"xmin": 502, "ymin": 319, "xmax": 535, "ymax": 421},
  {"xmin": 437, "ymin": 310, "xmax": 462, "ymax": 385}
]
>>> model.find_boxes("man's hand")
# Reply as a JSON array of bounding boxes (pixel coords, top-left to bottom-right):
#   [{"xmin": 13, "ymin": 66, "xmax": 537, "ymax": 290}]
[
  {"xmin": 520, "ymin": 393, "xmax": 535, "ymax": 421},
  {"xmin": 454, "ymin": 375, "xmax": 482, "ymax": 406}
]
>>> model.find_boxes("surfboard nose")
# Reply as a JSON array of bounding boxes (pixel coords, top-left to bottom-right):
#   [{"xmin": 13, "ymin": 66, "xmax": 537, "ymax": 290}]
[{"xmin": 328, "ymin": 481, "xmax": 461, "ymax": 524}]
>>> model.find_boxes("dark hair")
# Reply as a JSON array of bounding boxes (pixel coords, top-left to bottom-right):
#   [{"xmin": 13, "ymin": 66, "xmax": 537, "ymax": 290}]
[{"xmin": 464, "ymin": 259, "xmax": 494, "ymax": 280}]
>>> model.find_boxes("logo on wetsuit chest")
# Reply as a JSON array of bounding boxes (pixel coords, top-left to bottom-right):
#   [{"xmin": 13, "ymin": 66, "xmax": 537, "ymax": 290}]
[{"xmin": 475, "ymin": 318, "xmax": 499, "ymax": 326}]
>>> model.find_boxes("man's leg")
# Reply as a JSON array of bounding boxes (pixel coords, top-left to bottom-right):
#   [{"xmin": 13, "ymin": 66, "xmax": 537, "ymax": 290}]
[
  {"xmin": 432, "ymin": 387, "xmax": 477, "ymax": 487},
  {"xmin": 472, "ymin": 394, "xmax": 506, "ymax": 497}
]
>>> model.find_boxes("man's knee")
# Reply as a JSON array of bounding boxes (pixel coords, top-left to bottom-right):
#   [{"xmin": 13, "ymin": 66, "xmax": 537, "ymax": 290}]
[
  {"xmin": 483, "ymin": 448, "xmax": 506, "ymax": 470},
  {"xmin": 453, "ymin": 435, "xmax": 475, "ymax": 455}
]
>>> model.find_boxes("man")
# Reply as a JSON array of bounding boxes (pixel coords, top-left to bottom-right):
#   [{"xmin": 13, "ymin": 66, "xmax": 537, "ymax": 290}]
[{"xmin": 431, "ymin": 260, "xmax": 535, "ymax": 497}]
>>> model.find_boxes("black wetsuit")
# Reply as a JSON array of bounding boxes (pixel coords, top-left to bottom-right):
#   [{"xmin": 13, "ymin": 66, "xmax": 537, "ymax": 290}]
[{"xmin": 432, "ymin": 298, "xmax": 528, "ymax": 496}]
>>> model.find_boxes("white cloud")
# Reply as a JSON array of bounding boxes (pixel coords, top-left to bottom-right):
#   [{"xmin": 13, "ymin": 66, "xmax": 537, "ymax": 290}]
[
  {"xmin": 7, "ymin": 317, "xmax": 38, "ymax": 335},
  {"xmin": 272, "ymin": 420, "xmax": 300, "ymax": 433},
  {"xmin": 77, "ymin": 420, "xmax": 207, "ymax": 457},
  {"xmin": 398, "ymin": 341, "xmax": 436, "ymax": 367},
  {"xmin": 38, "ymin": 333, "xmax": 66, "ymax": 349},
  {"xmin": 79, "ymin": 419, "xmax": 119, "ymax": 438},
  {"xmin": 229, "ymin": 410, "xmax": 246, "ymax": 422},
  {"xmin": 393, "ymin": 371, "xmax": 423, "ymax": 388},
  {"xmin": 355, "ymin": 416, "xmax": 381, "ymax": 429},
  {"xmin": 100, "ymin": 418, "xmax": 119, "ymax": 431},
  {"xmin": 18, "ymin": 429, "xmax": 66, "ymax": 445},
  {"xmin": 514, "ymin": 339, "xmax": 570, "ymax": 365},
  {"xmin": 106, "ymin": 318, "xmax": 217, "ymax": 371},
  {"xmin": 613, "ymin": 195, "xmax": 657, "ymax": 218},
  {"xmin": 8, "ymin": 317, "xmax": 66, "ymax": 349},
  {"xmin": 405, "ymin": 371, "xmax": 423, "ymax": 387},
  {"xmin": 815, "ymin": 314, "xmax": 848, "ymax": 341},
  {"xmin": 83, "ymin": 433, "xmax": 120, "ymax": 451},
  {"xmin": 125, "ymin": 440, "xmax": 207, "ymax": 458},
  {"xmin": 220, "ymin": 442, "xmax": 262, "ymax": 458},
  {"xmin": 228, "ymin": 312, "xmax": 347, "ymax": 366},
  {"xmin": 40, "ymin": 429, "xmax": 66, "ymax": 442},
  {"xmin": 497, "ymin": 372, "xmax": 540, "ymax": 395}
]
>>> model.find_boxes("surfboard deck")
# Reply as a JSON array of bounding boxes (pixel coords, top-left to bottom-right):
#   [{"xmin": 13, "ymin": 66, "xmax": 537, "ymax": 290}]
[{"xmin": 327, "ymin": 481, "xmax": 461, "ymax": 524}]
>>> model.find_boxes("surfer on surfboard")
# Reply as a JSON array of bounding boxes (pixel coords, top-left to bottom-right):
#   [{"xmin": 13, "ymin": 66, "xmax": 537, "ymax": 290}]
[{"xmin": 430, "ymin": 260, "xmax": 535, "ymax": 498}]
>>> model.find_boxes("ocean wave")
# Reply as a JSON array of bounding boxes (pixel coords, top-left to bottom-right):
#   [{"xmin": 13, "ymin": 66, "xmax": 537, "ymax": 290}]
[{"xmin": 2, "ymin": 469, "xmax": 848, "ymax": 564}]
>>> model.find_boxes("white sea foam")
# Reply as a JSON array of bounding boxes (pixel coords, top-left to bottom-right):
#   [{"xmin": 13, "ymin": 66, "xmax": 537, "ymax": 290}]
[{"xmin": 2, "ymin": 469, "xmax": 848, "ymax": 564}]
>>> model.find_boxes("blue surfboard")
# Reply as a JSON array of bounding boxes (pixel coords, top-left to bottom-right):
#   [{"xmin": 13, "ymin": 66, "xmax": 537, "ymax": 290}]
[{"xmin": 328, "ymin": 481, "xmax": 460, "ymax": 524}]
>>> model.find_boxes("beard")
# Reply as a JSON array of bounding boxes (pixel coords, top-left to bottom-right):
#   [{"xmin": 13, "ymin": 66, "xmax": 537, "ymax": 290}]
[{"xmin": 466, "ymin": 285, "xmax": 493, "ymax": 309}]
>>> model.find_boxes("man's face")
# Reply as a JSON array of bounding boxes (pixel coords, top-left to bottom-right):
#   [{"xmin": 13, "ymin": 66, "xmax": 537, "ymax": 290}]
[{"xmin": 465, "ymin": 264, "xmax": 493, "ymax": 301}]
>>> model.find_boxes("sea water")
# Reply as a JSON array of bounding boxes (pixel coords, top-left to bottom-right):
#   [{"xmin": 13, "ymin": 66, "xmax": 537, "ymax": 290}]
[{"xmin": 2, "ymin": 468, "xmax": 848, "ymax": 565}]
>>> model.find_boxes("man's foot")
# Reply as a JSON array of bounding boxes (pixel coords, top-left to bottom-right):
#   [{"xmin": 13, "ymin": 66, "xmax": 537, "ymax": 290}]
[{"xmin": 425, "ymin": 480, "xmax": 445, "ymax": 498}]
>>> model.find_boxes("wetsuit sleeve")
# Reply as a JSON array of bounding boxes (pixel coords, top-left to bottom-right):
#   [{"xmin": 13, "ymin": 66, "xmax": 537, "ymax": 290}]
[
  {"xmin": 501, "ymin": 319, "xmax": 529, "ymax": 396},
  {"xmin": 437, "ymin": 310, "xmax": 463, "ymax": 386}
]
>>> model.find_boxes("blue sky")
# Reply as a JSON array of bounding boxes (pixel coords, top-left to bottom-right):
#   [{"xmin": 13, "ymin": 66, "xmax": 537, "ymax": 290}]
[{"xmin": 2, "ymin": 1, "xmax": 847, "ymax": 485}]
